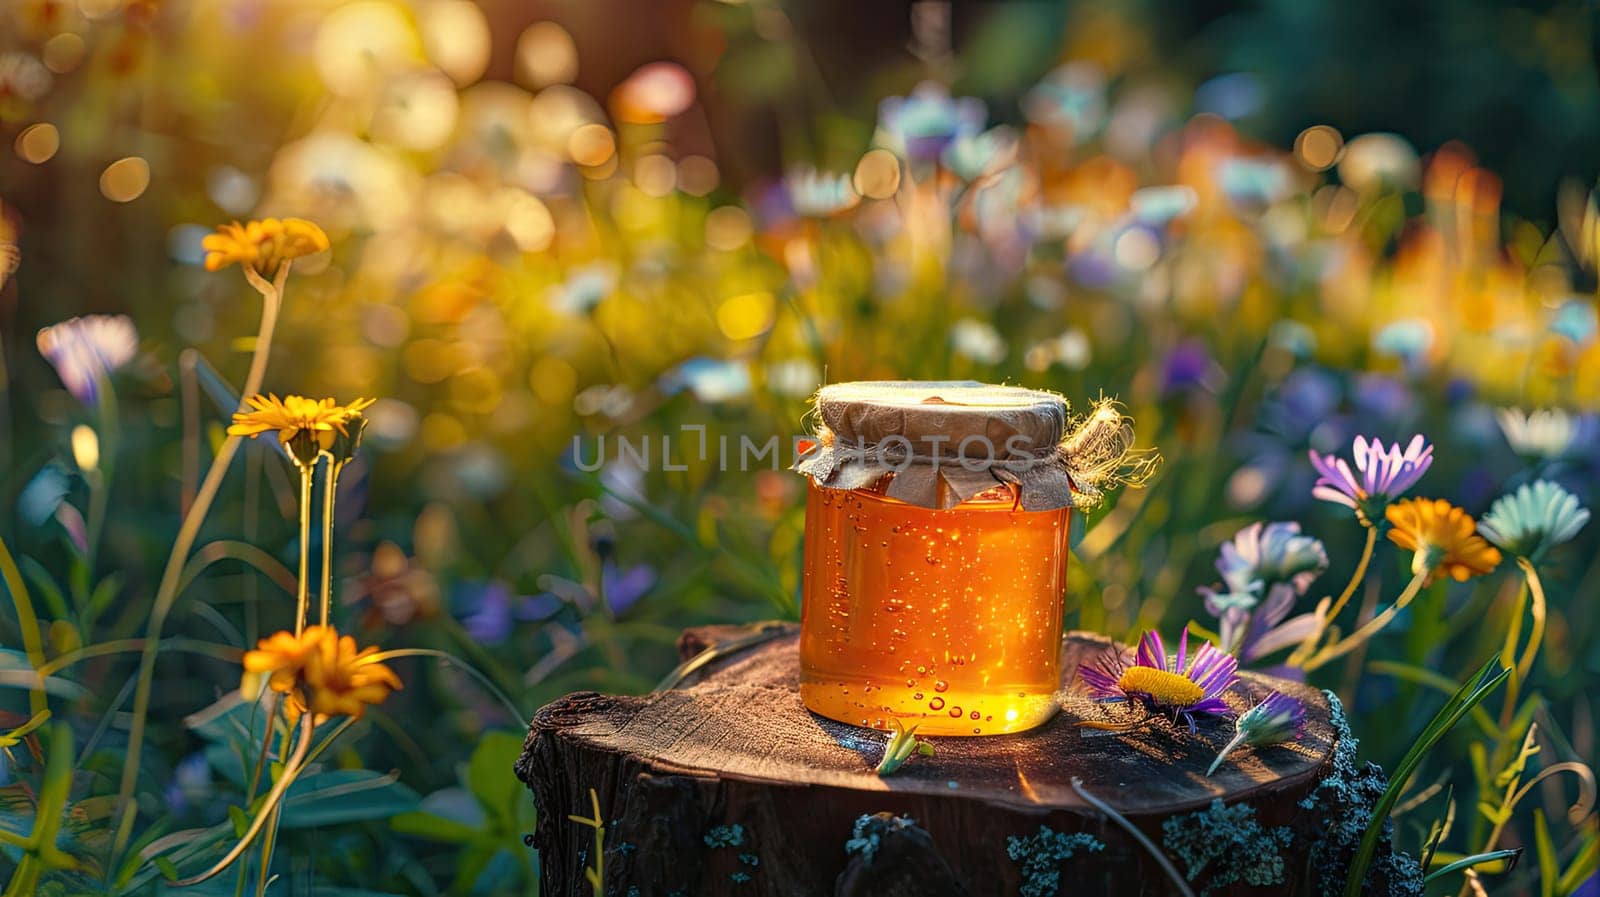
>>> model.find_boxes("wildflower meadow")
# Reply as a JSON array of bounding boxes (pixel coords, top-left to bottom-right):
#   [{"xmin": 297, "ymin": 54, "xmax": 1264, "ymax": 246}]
[{"xmin": 1, "ymin": 1, "xmax": 1598, "ymax": 894}]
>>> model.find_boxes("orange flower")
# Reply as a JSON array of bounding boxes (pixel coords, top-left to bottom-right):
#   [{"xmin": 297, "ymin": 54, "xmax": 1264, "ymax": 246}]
[
  {"xmin": 240, "ymin": 626, "xmax": 400, "ymax": 722},
  {"xmin": 202, "ymin": 218, "xmax": 329, "ymax": 276},
  {"xmin": 301, "ymin": 631, "xmax": 402, "ymax": 720},
  {"xmin": 242, "ymin": 627, "xmax": 325, "ymax": 697},
  {"xmin": 1386, "ymin": 498, "xmax": 1502, "ymax": 584}
]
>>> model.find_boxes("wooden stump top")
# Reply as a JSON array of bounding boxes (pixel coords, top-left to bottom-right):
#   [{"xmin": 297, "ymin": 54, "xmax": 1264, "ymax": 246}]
[{"xmin": 530, "ymin": 624, "xmax": 1334, "ymax": 817}]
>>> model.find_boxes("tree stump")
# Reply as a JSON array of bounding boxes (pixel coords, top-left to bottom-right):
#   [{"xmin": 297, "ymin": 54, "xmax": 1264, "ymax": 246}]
[{"xmin": 516, "ymin": 625, "xmax": 1414, "ymax": 896}]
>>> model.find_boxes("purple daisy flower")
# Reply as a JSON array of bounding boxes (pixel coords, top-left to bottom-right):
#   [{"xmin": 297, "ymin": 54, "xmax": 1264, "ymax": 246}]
[
  {"xmin": 1198, "ymin": 521, "xmax": 1328, "ymax": 659},
  {"xmin": 1308, "ymin": 434, "xmax": 1432, "ymax": 520},
  {"xmin": 1206, "ymin": 691, "xmax": 1307, "ymax": 775},
  {"xmin": 1080, "ymin": 630, "xmax": 1239, "ymax": 733},
  {"xmin": 36, "ymin": 314, "xmax": 138, "ymax": 406}
]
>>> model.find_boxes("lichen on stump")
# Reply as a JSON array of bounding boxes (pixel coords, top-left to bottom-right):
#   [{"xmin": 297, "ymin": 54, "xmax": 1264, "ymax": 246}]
[{"xmin": 514, "ymin": 624, "xmax": 1422, "ymax": 896}]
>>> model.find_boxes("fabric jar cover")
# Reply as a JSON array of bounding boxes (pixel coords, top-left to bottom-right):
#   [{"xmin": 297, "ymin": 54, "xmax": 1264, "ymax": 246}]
[{"xmin": 793, "ymin": 381, "xmax": 1153, "ymax": 511}]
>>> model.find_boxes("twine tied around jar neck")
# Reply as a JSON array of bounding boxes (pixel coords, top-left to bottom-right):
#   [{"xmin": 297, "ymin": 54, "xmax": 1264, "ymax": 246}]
[{"xmin": 794, "ymin": 381, "xmax": 1160, "ymax": 511}]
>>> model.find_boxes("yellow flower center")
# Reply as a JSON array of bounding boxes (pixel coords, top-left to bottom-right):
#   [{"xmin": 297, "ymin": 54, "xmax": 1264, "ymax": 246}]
[{"xmin": 1117, "ymin": 666, "xmax": 1205, "ymax": 707}]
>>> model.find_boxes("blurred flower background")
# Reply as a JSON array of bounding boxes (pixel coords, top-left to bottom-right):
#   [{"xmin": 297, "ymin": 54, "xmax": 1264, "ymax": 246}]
[{"xmin": 2, "ymin": 0, "xmax": 1599, "ymax": 894}]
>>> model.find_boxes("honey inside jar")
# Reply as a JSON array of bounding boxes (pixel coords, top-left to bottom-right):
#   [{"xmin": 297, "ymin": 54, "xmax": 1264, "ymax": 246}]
[{"xmin": 799, "ymin": 477, "xmax": 1071, "ymax": 735}]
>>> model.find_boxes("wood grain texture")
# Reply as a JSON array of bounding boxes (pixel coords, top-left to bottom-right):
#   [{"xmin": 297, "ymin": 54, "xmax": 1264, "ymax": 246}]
[{"xmin": 517, "ymin": 625, "xmax": 1339, "ymax": 896}]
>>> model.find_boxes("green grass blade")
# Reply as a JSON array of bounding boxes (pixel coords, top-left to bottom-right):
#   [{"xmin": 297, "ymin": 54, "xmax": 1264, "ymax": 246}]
[{"xmin": 1343, "ymin": 658, "xmax": 1510, "ymax": 897}]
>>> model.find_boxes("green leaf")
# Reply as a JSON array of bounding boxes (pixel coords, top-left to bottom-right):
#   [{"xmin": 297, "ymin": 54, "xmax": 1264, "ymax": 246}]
[
  {"xmin": 279, "ymin": 770, "xmax": 420, "ymax": 828},
  {"xmin": 1343, "ymin": 657, "xmax": 1511, "ymax": 897},
  {"xmin": 392, "ymin": 786, "xmax": 486, "ymax": 844},
  {"xmin": 153, "ymin": 856, "xmax": 178, "ymax": 882},
  {"xmin": 1557, "ymin": 829, "xmax": 1598, "ymax": 895},
  {"xmin": 17, "ymin": 556, "xmax": 70, "ymax": 621},
  {"xmin": 227, "ymin": 804, "xmax": 248, "ymax": 838},
  {"xmin": 1533, "ymin": 813, "xmax": 1558, "ymax": 897},
  {"xmin": 390, "ymin": 810, "xmax": 482, "ymax": 845},
  {"xmin": 1423, "ymin": 849, "xmax": 1521, "ymax": 882},
  {"xmin": 466, "ymin": 732, "xmax": 524, "ymax": 827}
]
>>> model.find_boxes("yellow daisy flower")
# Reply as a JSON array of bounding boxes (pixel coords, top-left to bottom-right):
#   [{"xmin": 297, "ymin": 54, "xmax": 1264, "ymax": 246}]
[
  {"xmin": 1386, "ymin": 498, "xmax": 1502, "ymax": 584},
  {"xmin": 240, "ymin": 626, "xmax": 401, "ymax": 723},
  {"xmin": 202, "ymin": 218, "xmax": 329, "ymax": 276},
  {"xmin": 228, "ymin": 394, "xmax": 373, "ymax": 466}
]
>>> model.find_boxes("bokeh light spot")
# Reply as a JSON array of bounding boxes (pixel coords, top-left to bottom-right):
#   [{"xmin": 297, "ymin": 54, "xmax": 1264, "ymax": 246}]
[
  {"xmin": 206, "ymin": 166, "xmax": 258, "ymax": 214},
  {"xmin": 71, "ymin": 425, "xmax": 99, "ymax": 472},
  {"xmin": 100, "ymin": 156, "xmax": 150, "ymax": 202},
  {"xmin": 373, "ymin": 70, "xmax": 460, "ymax": 151},
  {"xmin": 567, "ymin": 123, "xmax": 616, "ymax": 167},
  {"xmin": 79, "ymin": 0, "xmax": 123, "ymax": 18},
  {"xmin": 43, "ymin": 33, "xmax": 87, "ymax": 74},
  {"xmin": 705, "ymin": 206, "xmax": 752, "ymax": 250},
  {"xmin": 16, "ymin": 123, "xmax": 60, "ymax": 164},
  {"xmin": 610, "ymin": 62, "xmax": 696, "ymax": 124},
  {"xmin": 1113, "ymin": 228, "xmax": 1159, "ymax": 270},
  {"xmin": 634, "ymin": 154, "xmax": 677, "ymax": 197},
  {"xmin": 853, "ymin": 149, "xmax": 902, "ymax": 199},
  {"xmin": 421, "ymin": 0, "xmax": 490, "ymax": 86},
  {"xmin": 419, "ymin": 412, "xmax": 467, "ymax": 451},
  {"xmin": 716, "ymin": 291, "xmax": 776, "ymax": 340},
  {"xmin": 501, "ymin": 190, "xmax": 554, "ymax": 251},
  {"xmin": 449, "ymin": 366, "xmax": 503, "ymax": 415},
  {"xmin": 528, "ymin": 84, "xmax": 604, "ymax": 152},
  {"xmin": 530, "ymin": 356, "xmax": 578, "ymax": 406},
  {"xmin": 403, "ymin": 339, "xmax": 459, "ymax": 384},
  {"xmin": 516, "ymin": 22, "xmax": 578, "ymax": 88},
  {"xmin": 1294, "ymin": 124, "xmax": 1343, "ymax": 171},
  {"xmin": 314, "ymin": 1, "xmax": 421, "ymax": 97},
  {"xmin": 677, "ymin": 155, "xmax": 719, "ymax": 196}
]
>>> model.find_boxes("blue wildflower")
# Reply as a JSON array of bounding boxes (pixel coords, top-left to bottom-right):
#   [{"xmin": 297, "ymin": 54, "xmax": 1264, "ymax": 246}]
[{"xmin": 1478, "ymin": 479, "xmax": 1590, "ymax": 561}]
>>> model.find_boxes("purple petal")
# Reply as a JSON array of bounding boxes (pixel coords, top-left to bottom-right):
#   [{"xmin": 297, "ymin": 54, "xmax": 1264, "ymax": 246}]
[
  {"xmin": 1078, "ymin": 653, "xmax": 1126, "ymax": 698},
  {"xmin": 1137, "ymin": 630, "xmax": 1166, "ymax": 671},
  {"xmin": 601, "ymin": 562, "xmax": 656, "ymax": 615},
  {"xmin": 1243, "ymin": 613, "xmax": 1321, "ymax": 662}
]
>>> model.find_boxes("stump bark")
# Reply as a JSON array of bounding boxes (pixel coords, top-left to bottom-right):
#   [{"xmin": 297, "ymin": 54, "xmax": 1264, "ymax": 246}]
[{"xmin": 515, "ymin": 625, "xmax": 1357, "ymax": 896}]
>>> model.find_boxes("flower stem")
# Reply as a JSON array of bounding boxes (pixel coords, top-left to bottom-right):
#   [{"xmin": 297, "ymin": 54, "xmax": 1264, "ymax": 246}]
[
  {"xmin": 169, "ymin": 714, "xmax": 314, "ymax": 888},
  {"xmin": 1290, "ymin": 524, "xmax": 1377, "ymax": 668},
  {"xmin": 112, "ymin": 267, "xmax": 285, "ymax": 862},
  {"xmin": 1498, "ymin": 558, "xmax": 1546, "ymax": 730},
  {"xmin": 0, "ymin": 535, "xmax": 48, "ymax": 717},
  {"xmin": 295, "ymin": 463, "xmax": 313, "ymax": 635},
  {"xmin": 319, "ymin": 460, "xmax": 342, "ymax": 628},
  {"xmin": 1207, "ymin": 730, "xmax": 1247, "ymax": 777},
  {"xmin": 85, "ymin": 371, "xmax": 118, "ymax": 573},
  {"xmin": 1301, "ymin": 568, "xmax": 1428, "ymax": 672}
]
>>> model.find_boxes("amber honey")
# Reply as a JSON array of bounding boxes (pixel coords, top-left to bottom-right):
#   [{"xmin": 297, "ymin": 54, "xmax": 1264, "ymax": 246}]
[{"xmin": 798, "ymin": 478, "xmax": 1071, "ymax": 735}]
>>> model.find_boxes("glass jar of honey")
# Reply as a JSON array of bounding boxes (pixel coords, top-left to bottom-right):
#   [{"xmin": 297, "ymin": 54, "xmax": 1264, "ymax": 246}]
[{"xmin": 794, "ymin": 381, "xmax": 1101, "ymax": 736}]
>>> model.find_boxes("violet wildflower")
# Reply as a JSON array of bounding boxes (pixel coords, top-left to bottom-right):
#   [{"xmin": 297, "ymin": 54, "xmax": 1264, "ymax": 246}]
[
  {"xmin": 1206, "ymin": 692, "xmax": 1306, "ymax": 776},
  {"xmin": 1080, "ymin": 630, "xmax": 1238, "ymax": 733},
  {"xmin": 1308, "ymin": 434, "xmax": 1433, "ymax": 524},
  {"xmin": 36, "ymin": 314, "xmax": 138, "ymax": 406},
  {"xmin": 876, "ymin": 82, "xmax": 985, "ymax": 163},
  {"xmin": 1198, "ymin": 522, "xmax": 1327, "ymax": 658}
]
